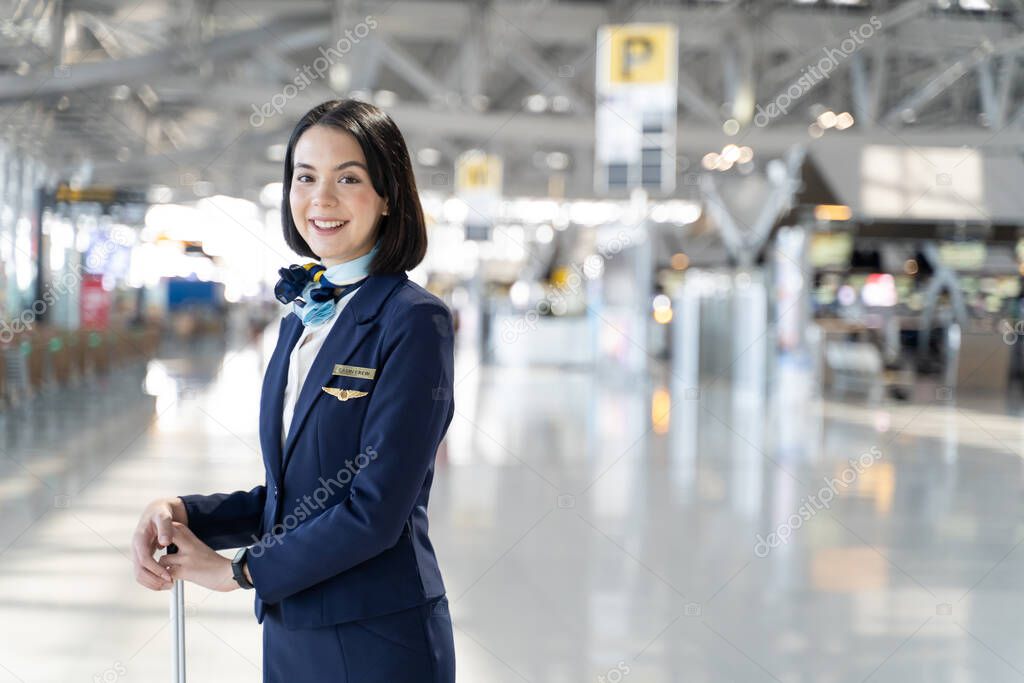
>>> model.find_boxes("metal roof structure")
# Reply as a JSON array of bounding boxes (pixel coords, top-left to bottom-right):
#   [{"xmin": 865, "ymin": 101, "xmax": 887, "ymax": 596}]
[{"xmin": 3, "ymin": 0, "xmax": 1024, "ymax": 202}]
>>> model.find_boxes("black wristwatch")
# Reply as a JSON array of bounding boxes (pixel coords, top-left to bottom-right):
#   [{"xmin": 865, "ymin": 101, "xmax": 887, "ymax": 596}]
[{"xmin": 231, "ymin": 547, "xmax": 254, "ymax": 589}]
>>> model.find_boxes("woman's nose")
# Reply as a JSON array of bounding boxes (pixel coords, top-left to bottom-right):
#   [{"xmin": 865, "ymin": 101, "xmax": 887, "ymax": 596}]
[{"xmin": 312, "ymin": 182, "xmax": 336, "ymax": 206}]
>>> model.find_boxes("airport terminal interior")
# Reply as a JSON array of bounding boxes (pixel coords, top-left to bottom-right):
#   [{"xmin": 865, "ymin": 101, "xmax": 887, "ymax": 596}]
[{"xmin": 4, "ymin": 0, "xmax": 1024, "ymax": 681}]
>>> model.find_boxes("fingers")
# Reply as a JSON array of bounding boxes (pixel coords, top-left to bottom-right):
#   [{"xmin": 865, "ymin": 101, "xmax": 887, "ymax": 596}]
[
  {"xmin": 133, "ymin": 558, "xmax": 173, "ymax": 591},
  {"xmin": 132, "ymin": 531, "xmax": 173, "ymax": 583},
  {"xmin": 159, "ymin": 556, "xmax": 189, "ymax": 584},
  {"xmin": 169, "ymin": 521, "xmax": 197, "ymax": 548},
  {"xmin": 130, "ymin": 502, "xmax": 178, "ymax": 591},
  {"xmin": 158, "ymin": 555, "xmax": 181, "ymax": 569},
  {"xmin": 154, "ymin": 511, "xmax": 175, "ymax": 548}
]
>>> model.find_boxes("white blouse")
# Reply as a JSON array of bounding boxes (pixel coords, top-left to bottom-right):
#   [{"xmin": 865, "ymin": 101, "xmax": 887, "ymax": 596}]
[{"xmin": 281, "ymin": 279, "xmax": 363, "ymax": 449}]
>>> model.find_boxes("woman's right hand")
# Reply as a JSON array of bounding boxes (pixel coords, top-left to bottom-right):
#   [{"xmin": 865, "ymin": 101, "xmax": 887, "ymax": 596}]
[{"xmin": 131, "ymin": 497, "xmax": 189, "ymax": 591}]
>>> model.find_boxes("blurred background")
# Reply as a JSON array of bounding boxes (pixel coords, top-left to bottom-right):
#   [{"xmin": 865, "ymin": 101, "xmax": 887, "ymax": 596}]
[{"xmin": 2, "ymin": 0, "xmax": 1024, "ymax": 680}]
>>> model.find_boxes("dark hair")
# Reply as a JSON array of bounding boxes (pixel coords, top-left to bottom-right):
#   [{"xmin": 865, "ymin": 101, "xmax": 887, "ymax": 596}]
[{"xmin": 281, "ymin": 99, "xmax": 427, "ymax": 273}]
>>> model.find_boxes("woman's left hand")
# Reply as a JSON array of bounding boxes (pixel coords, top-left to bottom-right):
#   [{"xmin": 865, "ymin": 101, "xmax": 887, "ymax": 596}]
[{"xmin": 158, "ymin": 521, "xmax": 237, "ymax": 593}]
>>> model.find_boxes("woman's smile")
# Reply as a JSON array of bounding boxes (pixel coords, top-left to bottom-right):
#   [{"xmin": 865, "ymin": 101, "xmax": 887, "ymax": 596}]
[{"xmin": 308, "ymin": 217, "xmax": 350, "ymax": 233}]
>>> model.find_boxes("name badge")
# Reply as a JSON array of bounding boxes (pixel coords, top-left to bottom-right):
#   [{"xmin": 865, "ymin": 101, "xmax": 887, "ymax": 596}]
[{"xmin": 333, "ymin": 364, "xmax": 376, "ymax": 380}]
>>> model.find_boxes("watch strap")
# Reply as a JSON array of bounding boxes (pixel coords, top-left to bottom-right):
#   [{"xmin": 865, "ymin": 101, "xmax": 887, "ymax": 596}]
[{"xmin": 231, "ymin": 547, "xmax": 253, "ymax": 589}]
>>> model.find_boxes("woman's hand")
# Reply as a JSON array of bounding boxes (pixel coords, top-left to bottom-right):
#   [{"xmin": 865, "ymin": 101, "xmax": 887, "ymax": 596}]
[
  {"xmin": 158, "ymin": 522, "xmax": 238, "ymax": 593},
  {"xmin": 131, "ymin": 497, "xmax": 188, "ymax": 591}
]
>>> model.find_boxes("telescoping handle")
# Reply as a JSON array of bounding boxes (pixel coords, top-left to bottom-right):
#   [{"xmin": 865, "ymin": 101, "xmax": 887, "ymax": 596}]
[{"xmin": 167, "ymin": 543, "xmax": 186, "ymax": 683}]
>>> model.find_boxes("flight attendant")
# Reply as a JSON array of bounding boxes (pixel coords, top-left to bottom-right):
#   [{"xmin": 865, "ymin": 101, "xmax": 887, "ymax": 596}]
[{"xmin": 130, "ymin": 99, "xmax": 456, "ymax": 682}]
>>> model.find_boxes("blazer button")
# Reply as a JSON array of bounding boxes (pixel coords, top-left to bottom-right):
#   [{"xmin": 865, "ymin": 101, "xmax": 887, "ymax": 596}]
[{"xmin": 273, "ymin": 485, "xmax": 279, "ymax": 496}]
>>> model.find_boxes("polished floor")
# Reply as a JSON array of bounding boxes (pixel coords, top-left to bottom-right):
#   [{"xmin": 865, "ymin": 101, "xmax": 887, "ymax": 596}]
[{"xmin": 2, "ymin": 325, "xmax": 1024, "ymax": 682}]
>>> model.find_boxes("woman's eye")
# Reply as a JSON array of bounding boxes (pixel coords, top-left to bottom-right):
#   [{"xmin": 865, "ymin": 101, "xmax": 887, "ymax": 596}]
[
  {"xmin": 296, "ymin": 174, "xmax": 313, "ymax": 183},
  {"xmin": 338, "ymin": 176, "xmax": 360, "ymax": 184}
]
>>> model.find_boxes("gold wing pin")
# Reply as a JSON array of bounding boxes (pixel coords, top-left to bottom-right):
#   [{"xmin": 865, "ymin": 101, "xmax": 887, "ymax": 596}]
[{"xmin": 321, "ymin": 387, "xmax": 369, "ymax": 402}]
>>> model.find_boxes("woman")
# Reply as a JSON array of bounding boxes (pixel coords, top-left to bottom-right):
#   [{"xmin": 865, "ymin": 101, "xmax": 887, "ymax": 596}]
[{"xmin": 130, "ymin": 99, "xmax": 456, "ymax": 682}]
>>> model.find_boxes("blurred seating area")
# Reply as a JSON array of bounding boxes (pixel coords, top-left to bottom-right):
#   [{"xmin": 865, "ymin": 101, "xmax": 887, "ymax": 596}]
[{"xmin": 0, "ymin": 325, "xmax": 161, "ymax": 411}]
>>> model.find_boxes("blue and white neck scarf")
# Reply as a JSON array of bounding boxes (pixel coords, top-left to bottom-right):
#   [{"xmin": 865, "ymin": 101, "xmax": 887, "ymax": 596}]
[{"xmin": 274, "ymin": 243, "xmax": 378, "ymax": 327}]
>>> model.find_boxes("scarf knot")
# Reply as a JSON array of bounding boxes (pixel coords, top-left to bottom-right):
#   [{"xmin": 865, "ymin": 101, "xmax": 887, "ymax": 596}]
[{"xmin": 273, "ymin": 243, "xmax": 378, "ymax": 327}]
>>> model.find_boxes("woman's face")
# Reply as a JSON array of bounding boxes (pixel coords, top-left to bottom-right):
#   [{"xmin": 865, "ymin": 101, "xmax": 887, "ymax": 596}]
[{"xmin": 289, "ymin": 125, "xmax": 388, "ymax": 267}]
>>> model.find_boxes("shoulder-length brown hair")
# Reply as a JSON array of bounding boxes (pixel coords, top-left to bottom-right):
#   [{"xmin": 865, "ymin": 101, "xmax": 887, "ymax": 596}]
[{"xmin": 281, "ymin": 99, "xmax": 427, "ymax": 273}]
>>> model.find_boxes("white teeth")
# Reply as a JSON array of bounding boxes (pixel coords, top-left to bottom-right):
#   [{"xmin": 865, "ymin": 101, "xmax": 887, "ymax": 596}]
[{"xmin": 312, "ymin": 219, "xmax": 345, "ymax": 229}]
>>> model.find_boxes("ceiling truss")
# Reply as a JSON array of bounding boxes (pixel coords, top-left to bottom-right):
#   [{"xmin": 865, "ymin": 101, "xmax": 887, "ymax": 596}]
[{"xmin": 1, "ymin": 0, "xmax": 1023, "ymax": 201}]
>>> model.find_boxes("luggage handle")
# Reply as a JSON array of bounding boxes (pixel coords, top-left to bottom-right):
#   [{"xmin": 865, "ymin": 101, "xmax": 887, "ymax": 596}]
[{"xmin": 166, "ymin": 543, "xmax": 186, "ymax": 683}]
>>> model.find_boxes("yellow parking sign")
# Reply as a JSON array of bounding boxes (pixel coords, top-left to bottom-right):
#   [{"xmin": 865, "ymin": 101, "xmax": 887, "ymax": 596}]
[
  {"xmin": 603, "ymin": 24, "xmax": 675, "ymax": 85},
  {"xmin": 594, "ymin": 23, "xmax": 678, "ymax": 192},
  {"xmin": 456, "ymin": 151, "xmax": 502, "ymax": 193}
]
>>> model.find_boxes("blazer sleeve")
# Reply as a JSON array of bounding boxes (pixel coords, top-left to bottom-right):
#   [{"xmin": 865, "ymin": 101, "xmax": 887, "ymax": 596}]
[
  {"xmin": 179, "ymin": 485, "xmax": 266, "ymax": 551},
  {"xmin": 246, "ymin": 302, "xmax": 454, "ymax": 604}
]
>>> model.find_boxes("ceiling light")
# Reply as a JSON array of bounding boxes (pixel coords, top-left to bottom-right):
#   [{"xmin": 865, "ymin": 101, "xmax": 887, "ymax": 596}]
[{"xmin": 835, "ymin": 112, "xmax": 855, "ymax": 130}]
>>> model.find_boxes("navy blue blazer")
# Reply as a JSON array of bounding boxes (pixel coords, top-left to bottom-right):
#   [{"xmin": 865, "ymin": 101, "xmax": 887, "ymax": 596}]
[{"xmin": 179, "ymin": 272, "xmax": 454, "ymax": 629}]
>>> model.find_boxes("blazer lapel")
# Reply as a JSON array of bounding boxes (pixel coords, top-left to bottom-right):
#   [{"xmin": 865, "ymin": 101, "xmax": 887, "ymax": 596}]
[
  {"xmin": 281, "ymin": 272, "xmax": 408, "ymax": 475},
  {"xmin": 261, "ymin": 313, "xmax": 302, "ymax": 486}
]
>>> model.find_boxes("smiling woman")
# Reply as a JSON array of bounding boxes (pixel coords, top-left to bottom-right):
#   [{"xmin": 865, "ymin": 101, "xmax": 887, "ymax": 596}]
[
  {"xmin": 290, "ymin": 127, "xmax": 385, "ymax": 266},
  {"xmin": 281, "ymin": 100, "xmax": 427, "ymax": 274},
  {"xmin": 131, "ymin": 100, "xmax": 456, "ymax": 683}
]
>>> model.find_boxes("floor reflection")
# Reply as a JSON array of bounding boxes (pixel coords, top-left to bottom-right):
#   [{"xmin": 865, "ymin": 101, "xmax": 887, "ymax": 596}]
[{"xmin": 1, "ymin": 332, "xmax": 1023, "ymax": 681}]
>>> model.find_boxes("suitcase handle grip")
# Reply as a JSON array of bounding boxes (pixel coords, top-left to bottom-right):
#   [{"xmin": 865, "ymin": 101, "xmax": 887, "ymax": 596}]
[{"xmin": 167, "ymin": 543, "xmax": 185, "ymax": 682}]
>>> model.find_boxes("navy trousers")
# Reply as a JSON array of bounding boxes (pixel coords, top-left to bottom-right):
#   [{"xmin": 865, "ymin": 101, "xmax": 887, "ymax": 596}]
[{"xmin": 262, "ymin": 595, "xmax": 455, "ymax": 682}]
